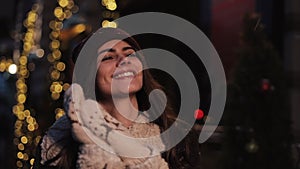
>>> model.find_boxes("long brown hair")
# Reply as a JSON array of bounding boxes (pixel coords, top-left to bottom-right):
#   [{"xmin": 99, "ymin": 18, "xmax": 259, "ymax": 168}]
[{"xmin": 41, "ymin": 28, "xmax": 201, "ymax": 168}]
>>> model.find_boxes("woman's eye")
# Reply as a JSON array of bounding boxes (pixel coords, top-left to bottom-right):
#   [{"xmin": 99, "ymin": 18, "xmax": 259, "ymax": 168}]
[
  {"xmin": 127, "ymin": 53, "xmax": 136, "ymax": 57},
  {"xmin": 101, "ymin": 56, "xmax": 114, "ymax": 61}
]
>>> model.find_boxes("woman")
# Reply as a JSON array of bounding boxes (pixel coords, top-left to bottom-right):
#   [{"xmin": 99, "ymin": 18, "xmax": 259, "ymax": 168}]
[{"xmin": 34, "ymin": 27, "xmax": 201, "ymax": 169}]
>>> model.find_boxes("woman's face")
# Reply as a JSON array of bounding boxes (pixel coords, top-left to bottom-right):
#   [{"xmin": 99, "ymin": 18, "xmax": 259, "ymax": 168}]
[{"xmin": 96, "ymin": 39, "xmax": 143, "ymax": 98}]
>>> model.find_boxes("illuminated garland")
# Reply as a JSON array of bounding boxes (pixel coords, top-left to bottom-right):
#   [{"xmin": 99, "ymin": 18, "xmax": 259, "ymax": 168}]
[
  {"xmin": 101, "ymin": 0, "xmax": 118, "ymax": 27},
  {"xmin": 12, "ymin": 2, "xmax": 43, "ymax": 169},
  {"xmin": 48, "ymin": 0, "xmax": 78, "ymax": 120}
]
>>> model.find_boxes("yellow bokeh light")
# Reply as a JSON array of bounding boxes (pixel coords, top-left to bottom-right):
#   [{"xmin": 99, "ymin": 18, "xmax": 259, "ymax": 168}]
[
  {"xmin": 34, "ymin": 123, "xmax": 39, "ymax": 130},
  {"xmin": 35, "ymin": 136, "xmax": 41, "ymax": 145},
  {"xmin": 16, "ymin": 160, "xmax": 23, "ymax": 168},
  {"xmin": 50, "ymin": 31, "xmax": 59, "ymax": 39},
  {"xmin": 51, "ymin": 70, "xmax": 60, "ymax": 80},
  {"xmin": 63, "ymin": 83, "xmax": 70, "ymax": 91},
  {"xmin": 102, "ymin": 20, "xmax": 108, "ymax": 27},
  {"xmin": 30, "ymin": 158, "xmax": 35, "ymax": 165},
  {"xmin": 18, "ymin": 143, "xmax": 24, "ymax": 151},
  {"xmin": 55, "ymin": 22, "xmax": 63, "ymax": 30},
  {"xmin": 54, "ymin": 84, "xmax": 63, "ymax": 93},
  {"xmin": 23, "ymin": 42, "xmax": 32, "ymax": 52},
  {"xmin": 56, "ymin": 62, "xmax": 65, "ymax": 71},
  {"xmin": 50, "ymin": 40, "xmax": 60, "ymax": 49},
  {"xmin": 19, "ymin": 56, "xmax": 28, "ymax": 65},
  {"xmin": 71, "ymin": 5, "xmax": 79, "ymax": 13},
  {"xmin": 15, "ymin": 130, "xmax": 22, "ymax": 137},
  {"xmin": 15, "ymin": 120, "xmax": 22, "ymax": 128},
  {"xmin": 24, "ymin": 110, "xmax": 30, "ymax": 117},
  {"xmin": 21, "ymin": 136, "xmax": 28, "ymax": 144},
  {"xmin": 16, "ymin": 81, "xmax": 25, "ymax": 89},
  {"xmin": 17, "ymin": 113, "xmax": 25, "ymax": 120},
  {"xmin": 54, "ymin": 7, "xmax": 63, "ymax": 18},
  {"xmin": 52, "ymin": 50, "xmax": 62, "ymax": 60},
  {"xmin": 56, "ymin": 112, "xmax": 65, "ymax": 120},
  {"xmin": 28, "ymin": 12, "xmax": 37, "ymax": 23},
  {"xmin": 51, "ymin": 93, "xmax": 60, "ymax": 100},
  {"xmin": 28, "ymin": 124, "xmax": 35, "ymax": 131},
  {"xmin": 23, "ymin": 153, "xmax": 29, "ymax": 161},
  {"xmin": 17, "ymin": 94, "xmax": 26, "ymax": 104},
  {"xmin": 24, "ymin": 32, "xmax": 33, "ymax": 41},
  {"xmin": 26, "ymin": 116, "xmax": 34, "ymax": 124},
  {"xmin": 73, "ymin": 24, "xmax": 86, "ymax": 34},
  {"xmin": 64, "ymin": 10, "xmax": 72, "ymax": 19},
  {"xmin": 67, "ymin": 1, "xmax": 75, "ymax": 9},
  {"xmin": 59, "ymin": 0, "xmax": 69, "ymax": 7},
  {"xmin": 102, "ymin": 20, "xmax": 117, "ymax": 28},
  {"xmin": 106, "ymin": 2, "xmax": 117, "ymax": 11},
  {"xmin": 102, "ymin": 0, "xmax": 108, "ymax": 6},
  {"xmin": 0, "ymin": 61, "xmax": 6, "ymax": 72},
  {"xmin": 47, "ymin": 54, "xmax": 55, "ymax": 63},
  {"xmin": 17, "ymin": 152, "xmax": 24, "ymax": 159}
]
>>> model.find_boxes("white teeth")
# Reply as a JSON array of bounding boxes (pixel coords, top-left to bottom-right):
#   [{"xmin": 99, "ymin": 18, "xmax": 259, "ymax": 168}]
[{"xmin": 114, "ymin": 72, "xmax": 134, "ymax": 79}]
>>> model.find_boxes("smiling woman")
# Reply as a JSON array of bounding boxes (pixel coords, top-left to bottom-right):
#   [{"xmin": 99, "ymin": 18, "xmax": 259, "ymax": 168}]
[{"xmin": 33, "ymin": 27, "xmax": 201, "ymax": 169}]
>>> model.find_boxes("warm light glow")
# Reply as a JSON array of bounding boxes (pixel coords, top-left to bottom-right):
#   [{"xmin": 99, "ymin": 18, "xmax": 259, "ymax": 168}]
[
  {"xmin": 73, "ymin": 24, "xmax": 86, "ymax": 34},
  {"xmin": 63, "ymin": 83, "xmax": 70, "ymax": 91},
  {"xmin": 24, "ymin": 110, "xmax": 30, "ymax": 117},
  {"xmin": 36, "ymin": 49, "xmax": 44, "ymax": 58},
  {"xmin": 54, "ymin": 83, "xmax": 63, "ymax": 93},
  {"xmin": 28, "ymin": 12, "xmax": 37, "ymax": 23},
  {"xmin": 106, "ymin": 2, "xmax": 117, "ymax": 11},
  {"xmin": 19, "ymin": 56, "xmax": 28, "ymax": 65},
  {"xmin": 51, "ymin": 93, "xmax": 60, "ymax": 100},
  {"xmin": 102, "ymin": 20, "xmax": 117, "ymax": 28},
  {"xmin": 59, "ymin": 0, "xmax": 69, "ymax": 7},
  {"xmin": 56, "ymin": 62, "xmax": 65, "ymax": 71},
  {"xmin": 24, "ymin": 32, "xmax": 34, "ymax": 41},
  {"xmin": 23, "ymin": 153, "xmax": 29, "ymax": 161},
  {"xmin": 21, "ymin": 136, "xmax": 28, "ymax": 144},
  {"xmin": 0, "ymin": 61, "xmax": 6, "ymax": 72},
  {"xmin": 55, "ymin": 108, "xmax": 65, "ymax": 120},
  {"xmin": 30, "ymin": 158, "xmax": 35, "ymax": 165},
  {"xmin": 50, "ymin": 40, "xmax": 60, "ymax": 49},
  {"xmin": 64, "ymin": 10, "xmax": 72, "ymax": 19},
  {"xmin": 17, "ymin": 94, "xmax": 26, "ymax": 104},
  {"xmin": 52, "ymin": 50, "xmax": 62, "ymax": 59},
  {"xmin": 17, "ymin": 152, "xmax": 24, "ymax": 159},
  {"xmin": 18, "ymin": 143, "xmax": 24, "ymax": 151},
  {"xmin": 8, "ymin": 64, "xmax": 17, "ymax": 74},
  {"xmin": 28, "ymin": 124, "xmax": 35, "ymax": 131},
  {"xmin": 54, "ymin": 7, "xmax": 63, "ymax": 18},
  {"xmin": 51, "ymin": 70, "xmax": 60, "ymax": 80},
  {"xmin": 16, "ymin": 161, "xmax": 23, "ymax": 168},
  {"xmin": 26, "ymin": 116, "xmax": 34, "ymax": 124}
]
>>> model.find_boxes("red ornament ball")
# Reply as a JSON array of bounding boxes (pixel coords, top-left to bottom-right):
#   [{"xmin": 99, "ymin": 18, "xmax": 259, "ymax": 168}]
[{"xmin": 194, "ymin": 109, "xmax": 204, "ymax": 120}]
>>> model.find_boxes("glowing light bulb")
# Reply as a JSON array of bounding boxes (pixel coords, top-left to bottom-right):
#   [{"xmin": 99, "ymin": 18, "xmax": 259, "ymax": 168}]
[{"xmin": 8, "ymin": 64, "xmax": 17, "ymax": 74}]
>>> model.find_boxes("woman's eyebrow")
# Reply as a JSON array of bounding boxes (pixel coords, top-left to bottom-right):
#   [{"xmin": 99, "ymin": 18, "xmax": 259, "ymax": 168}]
[
  {"xmin": 97, "ymin": 48, "xmax": 115, "ymax": 55},
  {"xmin": 122, "ymin": 46, "xmax": 135, "ymax": 51}
]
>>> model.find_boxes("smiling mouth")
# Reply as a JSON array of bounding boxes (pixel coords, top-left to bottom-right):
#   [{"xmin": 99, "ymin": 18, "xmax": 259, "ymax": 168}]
[{"xmin": 113, "ymin": 71, "xmax": 135, "ymax": 79}]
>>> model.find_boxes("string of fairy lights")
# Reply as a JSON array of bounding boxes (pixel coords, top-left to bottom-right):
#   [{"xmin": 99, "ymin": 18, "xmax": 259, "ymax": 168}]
[
  {"xmin": 48, "ymin": 0, "xmax": 78, "ymax": 120},
  {"xmin": 6, "ymin": 0, "xmax": 119, "ymax": 168},
  {"xmin": 101, "ymin": 0, "xmax": 118, "ymax": 28},
  {"xmin": 12, "ymin": 2, "xmax": 43, "ymax": 169}
]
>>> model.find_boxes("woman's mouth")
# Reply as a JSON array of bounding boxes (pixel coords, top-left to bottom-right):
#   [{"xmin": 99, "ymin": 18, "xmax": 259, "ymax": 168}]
[{"xmin": 113, "ymin": 71, "xmax": 135, "ymax": 79}]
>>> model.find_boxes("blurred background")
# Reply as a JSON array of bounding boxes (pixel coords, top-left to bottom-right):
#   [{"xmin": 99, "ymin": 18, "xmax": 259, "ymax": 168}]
[{"xmin": 0, "ymin": 0, "xmax": 299, "ymax": 168}]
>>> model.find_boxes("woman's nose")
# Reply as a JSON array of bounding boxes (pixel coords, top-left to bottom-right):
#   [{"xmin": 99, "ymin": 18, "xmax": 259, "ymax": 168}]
[{"xmin": 117, "ymin": 55, "xmax": 131, "ymax": 67}]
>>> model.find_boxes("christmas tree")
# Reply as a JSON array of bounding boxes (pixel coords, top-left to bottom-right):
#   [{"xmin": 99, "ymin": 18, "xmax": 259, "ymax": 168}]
[{"xmin": 222, "ymin": 13, "xmax": 293, "ymax": 169}]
